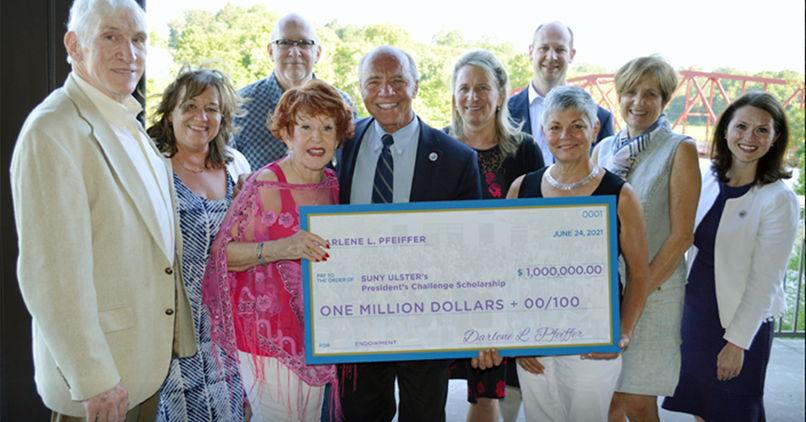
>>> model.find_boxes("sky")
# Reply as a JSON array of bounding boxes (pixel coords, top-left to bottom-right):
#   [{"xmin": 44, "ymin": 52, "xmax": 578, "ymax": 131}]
[{"xmin": 146, "ymin": 0, "xmax": 805, "ymax": 75}]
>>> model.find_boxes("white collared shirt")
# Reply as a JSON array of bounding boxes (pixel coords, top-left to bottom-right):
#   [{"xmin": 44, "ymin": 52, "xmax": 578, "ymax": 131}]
[
  {"xmin": 350, "ymin": 116, "xmax": 420, "ymax": 205},
  {"xmin": 527, "ymin": 82, "xmax": 554, "ymax": 166},
  {"xmin": 72, "ymin": 73, "xmax": 175, "ymax": 264}
]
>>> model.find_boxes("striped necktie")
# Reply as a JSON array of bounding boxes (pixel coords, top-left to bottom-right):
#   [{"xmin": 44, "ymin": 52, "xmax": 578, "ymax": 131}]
[{"xmin": 372, "ymin": 134, "xmax": 394, "ymax": 203}]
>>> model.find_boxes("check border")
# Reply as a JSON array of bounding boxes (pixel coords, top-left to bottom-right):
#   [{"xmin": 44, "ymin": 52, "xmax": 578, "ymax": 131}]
[{"xmin": 301, "ymin": 196, "xmax": 621, "ymax": 364}]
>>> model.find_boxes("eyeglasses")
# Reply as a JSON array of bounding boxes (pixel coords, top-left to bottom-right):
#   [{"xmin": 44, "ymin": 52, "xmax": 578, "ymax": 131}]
[{"xmin": 272, "ymin": 39, "xmax": 317, "ymax": 50}]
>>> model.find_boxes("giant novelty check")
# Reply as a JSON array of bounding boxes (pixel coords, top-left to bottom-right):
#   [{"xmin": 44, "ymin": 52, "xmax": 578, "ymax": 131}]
[{"xmin": 300, "ymin": 196, "xmax": 621, "ymax": 364}]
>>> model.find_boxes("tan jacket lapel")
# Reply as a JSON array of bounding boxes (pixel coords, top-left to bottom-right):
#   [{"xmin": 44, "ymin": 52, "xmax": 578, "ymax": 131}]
[{"xmin": 64, "ymin": 76, "xmax": 172, "ymax": 262}]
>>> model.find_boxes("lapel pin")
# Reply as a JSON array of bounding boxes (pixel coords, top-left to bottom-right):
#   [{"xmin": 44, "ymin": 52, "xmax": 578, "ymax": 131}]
[
  {"xmin": 739, "ymin": 210, "xmax": 747, "ymax": 218},
  {"xmin": 429, "ymin": 152, "xmax": 438, "ymax": 161}
]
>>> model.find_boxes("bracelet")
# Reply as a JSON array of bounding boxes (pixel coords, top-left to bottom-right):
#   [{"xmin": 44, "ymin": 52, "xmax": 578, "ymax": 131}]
[
  {"xmin": 728, "ymin": 341, "xmax": 743, "ymax": 350},
  {"xmin": 256, "ymin": 242, "xmax": 268, "ymax": 265}
]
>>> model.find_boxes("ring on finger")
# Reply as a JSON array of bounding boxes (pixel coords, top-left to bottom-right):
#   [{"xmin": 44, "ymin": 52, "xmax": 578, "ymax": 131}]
[{"xmin": 307, "ymin": 247, "xmax": 313, "ymax": 255}]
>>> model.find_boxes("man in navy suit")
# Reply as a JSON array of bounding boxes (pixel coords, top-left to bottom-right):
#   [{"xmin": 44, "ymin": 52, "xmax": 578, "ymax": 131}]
[
  {"xmin": 336, "ymin": 45, "xmax": 482, "ymax": 422},
  {"xmin": 509, "ymin": 21, "xmax": 614, "ymax": 166}
]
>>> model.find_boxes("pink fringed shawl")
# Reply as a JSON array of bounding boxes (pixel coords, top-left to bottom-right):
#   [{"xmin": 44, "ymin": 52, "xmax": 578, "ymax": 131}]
[{"xmin": 201, "ymin": 160, "xmax": 339, "ymax": 412}]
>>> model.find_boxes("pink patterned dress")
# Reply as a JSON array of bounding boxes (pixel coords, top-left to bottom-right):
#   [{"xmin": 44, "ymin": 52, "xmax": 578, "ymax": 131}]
[{"xmin": 201, "ymin": 160, "xmax": 339, "ymax": 416}]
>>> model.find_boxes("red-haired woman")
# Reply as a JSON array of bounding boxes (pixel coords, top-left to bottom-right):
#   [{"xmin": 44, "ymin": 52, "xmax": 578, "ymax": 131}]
[{"xmin": 202, "ymin": 79, "xmax": 354, "ymax": 422}]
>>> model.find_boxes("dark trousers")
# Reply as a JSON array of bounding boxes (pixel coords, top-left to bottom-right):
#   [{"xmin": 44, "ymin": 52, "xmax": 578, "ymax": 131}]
[{"xmin": 338, "ymin": 360, "xmax": 450, "ymax": 422}]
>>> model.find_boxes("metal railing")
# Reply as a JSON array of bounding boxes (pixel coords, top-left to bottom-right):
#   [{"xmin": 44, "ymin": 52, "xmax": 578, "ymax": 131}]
[{"xmin": 775, "ymin": 196, "xmax": 805, "ymax": 338}]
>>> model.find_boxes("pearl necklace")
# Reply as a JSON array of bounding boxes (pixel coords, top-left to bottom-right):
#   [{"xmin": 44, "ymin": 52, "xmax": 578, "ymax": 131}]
[{"xmin": 545, "ymin": 164, "xmax": 600, "ymax": 191}]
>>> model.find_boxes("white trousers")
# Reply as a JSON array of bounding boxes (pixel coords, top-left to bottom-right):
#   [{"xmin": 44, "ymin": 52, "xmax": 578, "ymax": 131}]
[
  {"xmin": 238, "ymin": 351, "xmax": 325, "ymax": 422},
  {"xmin": 517, "ymin": 355, "xmax": 621, "ymax": 422}
]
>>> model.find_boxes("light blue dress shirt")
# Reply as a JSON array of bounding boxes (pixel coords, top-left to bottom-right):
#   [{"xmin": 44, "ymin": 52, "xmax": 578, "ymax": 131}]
[
  {"xmin": 350, "ymin": 116, "xmax": 420, "ymax": 205},
  {"xmin": 527, "ymin": 82, "xmax": 555, "ymax": 166}
]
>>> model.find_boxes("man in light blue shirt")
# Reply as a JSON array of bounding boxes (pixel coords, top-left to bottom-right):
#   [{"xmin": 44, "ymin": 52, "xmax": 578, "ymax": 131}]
[
  {"xmin": 509, "ymin": 21, "xmax": 614, "ymax": 165},
  {"xmin": 336, "ymin": 45, "xmax": 481, "ymax": 422}
]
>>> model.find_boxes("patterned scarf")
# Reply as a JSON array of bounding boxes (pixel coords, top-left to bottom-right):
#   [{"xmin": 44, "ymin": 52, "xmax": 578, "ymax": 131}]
[
  {"xmin": 201, "ymin": 160, "xmax": 341, "ymax": 420},
  {"xmin": 605, "ymin": 117, "xmax": 665, "ymax": 179}
]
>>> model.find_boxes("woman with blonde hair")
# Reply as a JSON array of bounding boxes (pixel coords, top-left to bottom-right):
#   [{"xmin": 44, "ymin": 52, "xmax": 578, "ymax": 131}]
[
  {"xmin": 446, "ymin": 49, "xmax": 544, "ymax": 422},
  {"xmin": 592, "ymin": 55, "xmax": 701, "ymax": 422}
]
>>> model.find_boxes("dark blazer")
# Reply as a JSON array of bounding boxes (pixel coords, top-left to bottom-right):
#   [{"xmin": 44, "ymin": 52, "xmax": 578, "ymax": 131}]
[
  {"xmin": 338, "ymin": 116, "xmax": 483, "ymax": 204},
  {"xmin": 509, "ymin": 85, "xmax": 615, "ymax": 144}
]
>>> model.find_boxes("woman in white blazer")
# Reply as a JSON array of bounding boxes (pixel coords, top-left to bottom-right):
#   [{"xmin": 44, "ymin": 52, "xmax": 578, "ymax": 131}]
[{"xmin": 663, "ymin": 92, "xmax": 799, "ymax": 422}]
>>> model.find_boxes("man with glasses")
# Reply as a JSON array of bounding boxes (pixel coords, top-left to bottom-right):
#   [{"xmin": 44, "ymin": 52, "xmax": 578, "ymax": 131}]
[{"xmin": 231, "ymin": 13, "xmax": 355, "ymax": 170}]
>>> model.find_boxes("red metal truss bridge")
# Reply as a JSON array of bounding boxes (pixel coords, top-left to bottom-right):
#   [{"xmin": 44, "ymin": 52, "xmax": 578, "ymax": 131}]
[{"xmin": 567, "ymin": 71, "xmax": 805, "ymax": 139}]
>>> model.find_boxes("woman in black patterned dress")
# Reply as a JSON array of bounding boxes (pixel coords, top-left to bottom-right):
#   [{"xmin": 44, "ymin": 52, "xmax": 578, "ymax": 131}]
[{"xmin": 444, "ymin": 49, "xmax": 544, "ymax": 422}]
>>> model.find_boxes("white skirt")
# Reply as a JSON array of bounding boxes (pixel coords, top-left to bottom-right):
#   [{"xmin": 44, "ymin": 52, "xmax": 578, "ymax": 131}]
[{"xmin": 238, "ymin": 351, "xmax": 326, "ymax": 422}]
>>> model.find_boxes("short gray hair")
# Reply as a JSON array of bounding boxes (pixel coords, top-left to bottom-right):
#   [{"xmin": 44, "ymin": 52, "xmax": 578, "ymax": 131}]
[
  {"xmin": 358, "ymin": 46, "xmax": 419, "ymax": 85},
  {"xmin": 449, "ymin": 49, "xmax": 524, "ymax": 157},
  {"xmin": 67, "ymin": 0, "xmax": 146, "ymax": 62},
  {"xmin": 542, "ymin": 85, "xmax": 598, "ymax": 127}
]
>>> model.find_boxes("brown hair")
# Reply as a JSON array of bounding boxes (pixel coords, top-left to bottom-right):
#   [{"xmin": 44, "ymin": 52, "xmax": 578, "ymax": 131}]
[
  {"xmin": 148, "ymin": 67, "xmax": 243, "ymax": 169},
  {"xmin": 710, "ymin": 92, "xmax": 792, "ymax": 185},
  {"xmin": 269, "ymin": 79, "xmax": 355, "ymax": 144}
]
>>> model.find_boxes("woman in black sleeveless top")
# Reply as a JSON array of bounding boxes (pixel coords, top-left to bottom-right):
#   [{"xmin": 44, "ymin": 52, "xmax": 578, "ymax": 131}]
[{"xmin": 506, "ymin": 86, "xmax": 650, "ymax": 422}]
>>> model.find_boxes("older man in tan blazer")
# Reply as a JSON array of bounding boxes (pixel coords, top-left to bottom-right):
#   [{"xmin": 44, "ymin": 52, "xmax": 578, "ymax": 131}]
[{"xmin": 9, "ymin": 1, "xmax": 195, "ymax": 421}]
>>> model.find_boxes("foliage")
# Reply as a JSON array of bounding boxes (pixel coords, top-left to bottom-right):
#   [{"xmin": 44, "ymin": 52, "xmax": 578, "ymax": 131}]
[
  {"xmin": 793, "ymin": 168, "xmax": 805, "ymax": 196},
  {"xmin": 153, "ymin": 5, "xmax": 540, "ymax": 129},
  {"xmin": 154, "ymin": 3, "xmax": 805, "ymax": 139},
  {"xmin": 786, "ymin": 107, "xmax": 804, "ymax": 168},
  {"xmin": 781, "ymin": 212, "xmax": 805, "ymax": 333},
  {"xmin": 154, "ymin": 3, "xmax": 805, "ymax": 334},
  {"xmin": 567, "ymin": 63, "xmax": 608, "ymax": 79}
]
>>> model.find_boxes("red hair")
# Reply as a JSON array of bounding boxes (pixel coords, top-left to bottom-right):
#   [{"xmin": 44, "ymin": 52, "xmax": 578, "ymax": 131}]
[{"xmin": 268, "ymin": 79, "xmax": 355, "ymax": 145}]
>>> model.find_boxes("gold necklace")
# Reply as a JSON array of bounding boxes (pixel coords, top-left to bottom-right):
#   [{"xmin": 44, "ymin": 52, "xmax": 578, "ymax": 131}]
[{"xmin": 179, "ymin": 158, "xmax": 205, "ymax": 173}]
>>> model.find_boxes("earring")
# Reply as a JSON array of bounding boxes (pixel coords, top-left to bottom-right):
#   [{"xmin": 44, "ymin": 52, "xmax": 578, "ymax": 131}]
[{"xmin": 331, "ymin": 154, "xmax": 338, "ymax": 167}]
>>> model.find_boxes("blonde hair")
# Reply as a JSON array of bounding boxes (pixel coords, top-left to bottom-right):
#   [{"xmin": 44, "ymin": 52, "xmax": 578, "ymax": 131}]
[
  {"xmin": 615, "ymin": 55, "xmax": 678, "ymax": 107},
  {"xmin": 449, "ymin": 49, "xmax": 524, "ymax": 157}
]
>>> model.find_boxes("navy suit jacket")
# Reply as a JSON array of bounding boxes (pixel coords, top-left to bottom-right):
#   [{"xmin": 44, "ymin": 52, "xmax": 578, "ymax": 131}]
[
  {"xmin": 338, "ymin": 116, "xmax": 483, "ymax": 205},
  {"xmin": 509, "ymin": 86, "xmax": 615, "ymax": 145}
]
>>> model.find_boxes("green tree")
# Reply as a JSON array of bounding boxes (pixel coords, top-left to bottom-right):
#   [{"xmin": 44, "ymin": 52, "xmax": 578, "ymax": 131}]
[
  {"xmin": 156, "ymin": 3, "xmax": 804, "ymax": 143},
  {"xmin": 787, "ymin": 107, "xmax": 804, "ymax": 168},
  {"xmin": 432, "ymin": 27, "xmax": 466, "ymax": 48},
  {"xmin": 507, "ymin": 53, "xmax": 532, "ymax": 92},
  {"xmin": 167, "ymin": 4, "xmax": 279, "ymax": 89},
  {"xmin": 568, "ymin": 62, "xmax": 608, "ymax": 79}
]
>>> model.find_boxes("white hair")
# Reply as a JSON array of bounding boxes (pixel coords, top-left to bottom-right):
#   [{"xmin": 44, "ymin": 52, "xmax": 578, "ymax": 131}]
[
  {"xmin": 66, "ymin": 0, "xmax": 146, "ymax": 63},
  {"xmin": 358, "ymin": 46, "xmax": 419, "ymax": 86}
]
